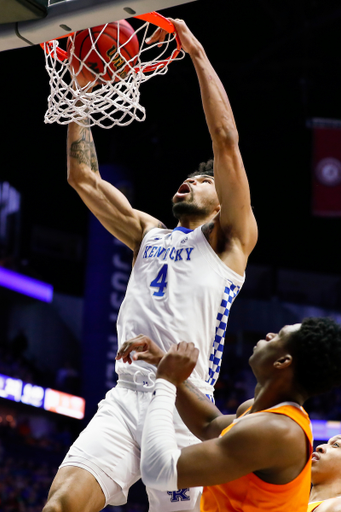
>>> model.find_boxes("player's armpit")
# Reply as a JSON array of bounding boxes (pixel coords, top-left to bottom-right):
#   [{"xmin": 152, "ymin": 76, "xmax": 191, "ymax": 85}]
[
  {"xmin": 314, "ymin": 499, "xmax": 341, "ymax": 512},
  {"xmin": 176, "ymin": 412, "xmax": 307, "ymax": 489}
]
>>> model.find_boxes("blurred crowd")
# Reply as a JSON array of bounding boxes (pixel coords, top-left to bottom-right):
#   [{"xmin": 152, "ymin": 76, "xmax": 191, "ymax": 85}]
[{"xmin": 0, "ymin": 453, "xmax": 57, "ymax": 512}]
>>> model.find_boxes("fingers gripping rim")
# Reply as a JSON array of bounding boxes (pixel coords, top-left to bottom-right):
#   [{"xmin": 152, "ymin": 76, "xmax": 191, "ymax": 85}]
[{"xmin": 134, "ymin": 12, "xmax": 182, "ymax": 72}]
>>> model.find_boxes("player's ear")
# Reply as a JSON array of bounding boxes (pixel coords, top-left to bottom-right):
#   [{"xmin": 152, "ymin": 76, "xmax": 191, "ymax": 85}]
[{"xmin": 273, "ymin": 354, "xmax": 293, "ymax": 369}]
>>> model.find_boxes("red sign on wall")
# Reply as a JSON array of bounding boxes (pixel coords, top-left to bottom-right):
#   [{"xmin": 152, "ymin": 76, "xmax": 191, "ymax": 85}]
[{"xmin": 310, "ymin": 118, "xmax": 341, "ymax": 217}]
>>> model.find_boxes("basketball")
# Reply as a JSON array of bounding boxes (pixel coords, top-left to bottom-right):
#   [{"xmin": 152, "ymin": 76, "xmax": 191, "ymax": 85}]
[{"xmin": 67, "ymin": 20, "xmax": 140, "ymax": 86}]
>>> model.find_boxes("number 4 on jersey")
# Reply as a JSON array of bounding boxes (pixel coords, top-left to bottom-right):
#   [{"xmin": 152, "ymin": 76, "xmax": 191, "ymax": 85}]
[{"xmin": 150, "ymin": 264, "xmax": 168, "ymax": 297}]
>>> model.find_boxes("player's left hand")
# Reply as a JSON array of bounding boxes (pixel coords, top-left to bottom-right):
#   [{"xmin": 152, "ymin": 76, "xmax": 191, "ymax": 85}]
[
  {"xmin": 116, "ymin": 334, "xmax": 165, "ymax": 366},
  {"xmin": 156, "ymin": 341, "xmax": 199, "ymax": 387}
]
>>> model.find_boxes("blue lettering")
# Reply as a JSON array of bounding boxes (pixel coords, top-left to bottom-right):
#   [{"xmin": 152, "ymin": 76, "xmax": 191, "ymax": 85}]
[
  {"xmin": 167, "ymin": 489, "xmax": 190, "ymax": 502},
  {"xmin": 162, "ymin": 248, "xmax": 170, "ymax": 260},
  {"xmin": 156, "ymin": 247, "xmax": 166, "ymax": 258},
  {"xmin": 143, "ymin": 246, "xmax": 151, "ymax": 258},
  {"xmin": 150, "ymin": 264, "xmax": 168, "ymax": 297},
  {"xmin": 175, "ymin": 249, "xmax": 183, "ymax": 261},
  {"xmin": 149, "ymin": 246, "xmax": 157, "ymax": 258},
  {"xmin": 145, "ymin": 246, "xmax": 193, "ymax": 262},
  {"xmin": 185, "ymin": 247, "xmax": 194, "ymax": 260}
]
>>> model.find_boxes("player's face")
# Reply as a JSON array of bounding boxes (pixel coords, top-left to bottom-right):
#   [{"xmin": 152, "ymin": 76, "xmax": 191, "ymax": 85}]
[
  {"xmin": 172, "ymin": 175, "xmax": 220, "ymax": 218},
  {"xmin": 311, "ymin": 436, "xmax": 341, "ymax": 485},
  {"xmin": 249, "ymin": 323, "xmax": 301, "ymax": 377}
]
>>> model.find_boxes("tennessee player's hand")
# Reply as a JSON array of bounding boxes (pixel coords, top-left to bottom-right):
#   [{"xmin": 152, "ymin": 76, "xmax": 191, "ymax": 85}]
[{"xmin": 156, "ymin": 341, "xmax": 199, "ymax": 387}]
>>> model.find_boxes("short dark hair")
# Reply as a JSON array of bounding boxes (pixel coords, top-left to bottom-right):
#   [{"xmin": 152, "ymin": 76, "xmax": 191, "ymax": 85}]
[
  {"xmin": 188, "ymin": 159, "xmax": 214, "ymax": 178},
  {"xmin": 287, "ymin": 317, "xmax": 341, "ymax": 397}
]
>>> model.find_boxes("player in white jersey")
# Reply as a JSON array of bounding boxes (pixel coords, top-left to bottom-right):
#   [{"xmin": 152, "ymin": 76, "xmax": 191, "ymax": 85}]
[
  {"xmin": 116, "ymin": 226, "xmax": 244, "ymax": 387},
  {"xmin": 43, "ymin": 19, "xmax": 258, "ymax": 512}
]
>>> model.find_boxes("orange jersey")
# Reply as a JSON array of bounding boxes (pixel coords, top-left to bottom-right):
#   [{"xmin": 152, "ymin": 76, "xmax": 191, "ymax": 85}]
[{"xmin": 201, "ymin": 403, "xmax": 313, "ymax": 512}]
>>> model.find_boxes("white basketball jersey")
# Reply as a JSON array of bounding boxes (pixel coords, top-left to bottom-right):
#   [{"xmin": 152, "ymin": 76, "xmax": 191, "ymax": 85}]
[{"xmin": 116, "ymin": 226, "xmax": 245, "ymax": 386}]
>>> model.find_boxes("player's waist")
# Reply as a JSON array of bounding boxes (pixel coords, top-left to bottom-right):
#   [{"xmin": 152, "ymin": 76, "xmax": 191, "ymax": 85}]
[
  {"xmin": 117, "ymin": 372, "xmax": 215, "ymax": 396},
  {"xmin": 117, "ymin": 371, "xmax": 156, "ymax": 392}
]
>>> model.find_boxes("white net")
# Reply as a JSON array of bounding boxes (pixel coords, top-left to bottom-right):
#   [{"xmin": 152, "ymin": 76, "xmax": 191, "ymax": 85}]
[{"xmin": 42, "ymin": 15, "xmax": 185, "ymax": 128}]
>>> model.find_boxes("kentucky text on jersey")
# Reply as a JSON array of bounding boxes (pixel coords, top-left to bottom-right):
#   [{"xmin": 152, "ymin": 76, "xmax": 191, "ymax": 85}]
[{"xmin": 143, "ymin": 245, "xmax": 194, "ymax": 262}]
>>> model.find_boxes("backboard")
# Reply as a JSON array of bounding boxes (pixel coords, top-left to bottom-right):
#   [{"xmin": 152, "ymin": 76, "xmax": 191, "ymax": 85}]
[{"xmin": 0, "ymin": 0, "xmax": 197, "ymax": 53}]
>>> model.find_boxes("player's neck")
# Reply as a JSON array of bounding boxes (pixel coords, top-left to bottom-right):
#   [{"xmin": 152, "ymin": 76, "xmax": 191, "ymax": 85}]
[
  {"xmin": 177, "ymin": 219, "xmax": 204, "ymax": 230},
  {"xmin": 177, "ymin": 213, "xmax": 216, "ymax": 230},
  {"xmin": 310, "ymin": 482, "xmax": 341, "ymax": 503},
  {"xmin": 251, "ymin": 381, "xmax": 304, "ymax": 413}
]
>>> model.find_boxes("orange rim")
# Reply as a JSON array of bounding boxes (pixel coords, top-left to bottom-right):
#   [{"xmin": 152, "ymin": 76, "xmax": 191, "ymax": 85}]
[
  {"xmin": 40, "ymin": 32, "xmax": 73, "ymax": 61},
  {"xmin": 41, "ymin": 12, "xmax": 182, "ymax": 71}
]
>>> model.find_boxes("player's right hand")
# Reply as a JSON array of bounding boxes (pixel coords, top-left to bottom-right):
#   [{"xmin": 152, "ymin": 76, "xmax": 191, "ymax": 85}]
[
  {"xmin": 156, "ymin": 341, "xmax": 199, "ymax": 387},
  {"xmin": 116, "ymin": 334, "xmax": 165, "ymax": 366}
]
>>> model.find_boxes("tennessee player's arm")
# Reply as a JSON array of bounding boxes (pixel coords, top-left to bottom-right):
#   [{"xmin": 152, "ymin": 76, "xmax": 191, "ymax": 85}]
[
  {"xmin": 172, "ymin": 20, "xmax": 258, "ymax": 275},
  {"xmin": 141, "ymin": 381, "xmax": 307, "ymax": 491},
  {"xmin": 175, "ymin": 380, "xmax": 254, "ymax": 441},
  {"xmin": 67, "ymin": 122, "xmax": 165, "ymax": 253}
]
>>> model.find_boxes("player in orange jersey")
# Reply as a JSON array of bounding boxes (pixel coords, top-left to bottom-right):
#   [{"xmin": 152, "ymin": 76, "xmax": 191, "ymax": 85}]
[
  {"xmin": 117, "ymin": 317, "xmax": 341, "ymax": 512},
  {"xmin": 308, "ymin": 435, "xmax": 341, "ymax": 512}
]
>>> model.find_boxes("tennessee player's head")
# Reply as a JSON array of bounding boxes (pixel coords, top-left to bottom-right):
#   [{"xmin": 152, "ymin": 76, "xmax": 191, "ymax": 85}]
[{"xmin": 249, "ymin": 318, "xmax": 341, "ymax": 401}]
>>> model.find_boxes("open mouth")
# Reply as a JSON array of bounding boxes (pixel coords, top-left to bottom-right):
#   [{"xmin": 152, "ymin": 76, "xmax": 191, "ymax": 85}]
[
  {"xmin": 177, "ymin": 183, "xmax": 191, "ymax": 195},
  {"xmin": 311, "ymin": 453, "xmax": 320, "ymax": 462}
]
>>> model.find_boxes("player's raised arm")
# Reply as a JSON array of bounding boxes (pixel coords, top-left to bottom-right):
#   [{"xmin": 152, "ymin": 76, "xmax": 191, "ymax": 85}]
[
  {"xmin": 67, "ymin": 122, "xmax": 165, "ymax": 252},
  {"xmin": 172, "ymin": 20, "xmax": 258, "ymax": 273}
]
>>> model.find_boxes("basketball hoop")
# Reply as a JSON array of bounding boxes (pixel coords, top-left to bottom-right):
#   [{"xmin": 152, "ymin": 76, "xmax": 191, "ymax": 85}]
[{"xmin": 41, "ymin": 12, "xmax": 184, "ymax": 128}]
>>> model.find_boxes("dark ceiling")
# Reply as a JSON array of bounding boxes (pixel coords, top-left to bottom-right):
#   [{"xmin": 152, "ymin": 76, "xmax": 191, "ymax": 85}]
[{"xmin": 1, "ymin": 0, "xmax": 341, "ymax": 295}]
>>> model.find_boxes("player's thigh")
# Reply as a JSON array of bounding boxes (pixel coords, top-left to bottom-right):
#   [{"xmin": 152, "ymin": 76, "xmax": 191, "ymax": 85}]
[
  {"xmin": 61, "ymin": 386, "xmax": 142, "ymax": 505},
  {"xmin": 43, "ymin": 466, "xmax": 105, "ymax": 512}
]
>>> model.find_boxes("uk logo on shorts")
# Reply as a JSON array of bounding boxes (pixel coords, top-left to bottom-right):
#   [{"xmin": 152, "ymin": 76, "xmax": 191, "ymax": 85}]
[{"xmin": 167, "ymin": 489, "xmax": 190, "ymax": 502}]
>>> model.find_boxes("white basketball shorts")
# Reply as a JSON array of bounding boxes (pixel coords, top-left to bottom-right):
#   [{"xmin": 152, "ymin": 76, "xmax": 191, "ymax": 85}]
[{"xmin": 60, "ymin": 378, "xmax": 207, "ymax": 511}]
